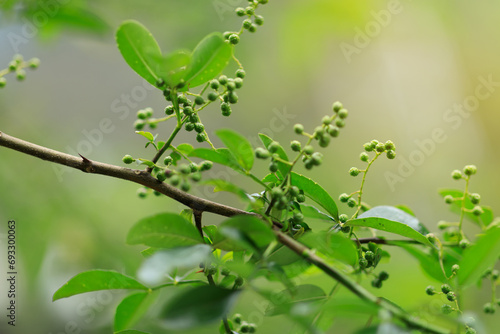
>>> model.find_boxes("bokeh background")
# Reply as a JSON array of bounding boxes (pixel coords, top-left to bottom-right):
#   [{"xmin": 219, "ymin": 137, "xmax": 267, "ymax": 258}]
[{"xmin": 1, "ymin": 0, "xmax": 499, "ymax": 333}]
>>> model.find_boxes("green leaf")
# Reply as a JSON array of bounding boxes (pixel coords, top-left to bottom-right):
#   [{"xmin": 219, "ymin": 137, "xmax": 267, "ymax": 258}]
[
  {"xmin": 347, "ymin": 217, "xmax": 433, "ymax": 247},
  {"xmin": 53, "ymin": 270, "xmax": 147, "ymax": 301},
  {"xmin": 184, "ymin": 33, "xmax": 233, "ymax": 88},
  {"xmin": 290, "ymin": 172, "xmax": 338, "ymax": 220},
  {"xmin": 137, "ymin": 244, "xmax": 212, "ymax": 286},
  {"xmin": 179, "ymin": 209, "xmax": 193, "ymax": 223},
  {"xmin": 439, "ymin": 189, "xmax": 494, "ymax": 226},
  {"xmin": 301, "ymin": 231, "xmax": 358, "ymax": 266},
  {"xmin": 215, "ymin": 129, "xmax": 254, "ymax": 171},
  {"xmin": 323, "ymin": 297, "xmax": 380, "ymax": 317},
  {"xmin": 357, "ymin": 206, "xmax": 430, "ymax": 235},
  {"xmin": 392, "ymin": 242, "xmax": 447, "ymax": 282},
  {"xmin": 458, "ymin": 227, "xmax": 500, "ymax": 286},
  {"xmin": 127, "ymin": 213, "xmax": 203, "ymax": 248},
  {"xmin": 115, "ymin": 330, "xmax": 151, "ymax": 334},
  {"xmin": 189, "ymin": 148, "xmax": 242, "ymax": 171},
  {"xmin": 300, "ymin": 204, "xmax": 335, "ymax": 222},
  {"xmin": 150, "ymin": 50, "xmax": 191, "ymax": 87},
  {"xmin": 267, "ymin": 244, "xmax": 303, "ymax": 266},
  {"xmin": 160, "ymin": 286, "xmax": 239, "ymax": 330},
  {"xmin": 135, "ymin": 131, "xmax": 154, "ymax": 142},
  {"xmin": 135, "ymin": 158, "xmax": 155, "ymax": 167},
  {"xmin": 213, "ymin": 215, "xmax": 275, "ymax": 252},
  {"xmin": 259, "ymin": 134, "xmax": 290, "ymax": 179},
  {"xmin": 114, "ymin": 291, "xmax": 158, "ymax": 332},
  {"xmin": 202, "ymin": 225, "xmax": 218, "ymax": 244},
  {"xmin": 176, "ymin": 143, "xmax": 194, "ymax": 156},
  {"xmin": 202, "ymin": 179, "xmax": 250, "ymax": 202},
  {"xmin": 116, "ymin": 20, "xmax": 162, "ymax": 86},
  {"xmin": 265, "ymin": 284, "xmax": 327, "ymax": 316}
]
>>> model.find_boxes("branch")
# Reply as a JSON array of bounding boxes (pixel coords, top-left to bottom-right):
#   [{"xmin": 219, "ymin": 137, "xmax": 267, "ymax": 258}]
[
  {"xmin": 0, "ymin": 131, "xmax": 249, "ymax": 218},
  {"xmin": 0, "ymin": 131, "xmax": 450, "ymax": 334}
]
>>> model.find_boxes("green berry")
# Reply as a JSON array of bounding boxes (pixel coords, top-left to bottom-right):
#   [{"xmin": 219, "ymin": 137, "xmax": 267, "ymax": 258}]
[
  {"xmin": 196, "ymin": 133, "xmax": 206, "ymax": 142},
  {"xmin": 210, "ymin": 79, "xmax": 220, "ymax": 90},
  {"xmin": 426, "ymin": 233, "xmax": 436, "ymax": 243},
  {"xmin": 269, "ymin": 162, "xmax": 278, "ymax": 173},
  {"xmin": 189, "ymin": 163, "xmax": 199, "ymax": 173},
  {"xmin": 0, "ymin": 77, "xmax": 6, "ymax": 88},
  {"xmin": 134, "ymin": 120, "xmax": 145, "ymax": 130},
  {"xmin": 451, "ymin": 264, "xmax": 460, "ymax": 273},
  {"xmin": 359, "ymin": 258, "xmax": 368, "ymax": 269},
  {"xmin": 234, "ymin": 77, "xmax": 243, "ymax": 89},
  {"xmin": 219, "ymin": 75, "xmax": 228, "ymax": 85},
  {"xmin": 200, "ymin": 161, "xmax": 213, "ymax": 171},
  {"xmin": 472, "ymin": 206, "xmax": 483, "ymax": 216},
  {"xmin": 483, "ymin": 303, "xmax": 495, "ymax": 314},
  {"xmin": 294, "ymin": 124, "xmax": 304, "ymax": 134},
  {"xmin": 223, "ymin": 31, "xmax": 232, "ymax": 40},
  {"xmin": 254, "ymin": 15, "xmax": 264, "ymax": 26},
  {"xmin": 463, "ymin": 165, "xmax": 477, "ymax": 176},
  {"xmin": 360, "ymin": 152, "xmax": 369, "ymax": 162},
  {"xmin": 122, "ymin": 155, "xmax": 134, "ymax": 164},
  {"xmin": 339, "ymin": 214, "xmax": 348, "ymax": 223},
  {"xmin": 232, "ymin": 313, "xmax": 242, "ymax": 324},
  {"xmin": 228, "ymin": 34, "xmax": 240, "ymax": 45},
  {"xmin": 16, "ymin": 69, "xmax": 26, "ymax": 81},
  {"xmin": 248, "ymin": 24, "xmax": 257, "ymax": 33},
  {"xmin": 137, "ymin": 188, "xmax": 147, "ymax": 198},
  {"xmin": 375, "ymin": 143, "xmax": 386, "ymax": 153},
  {"xmin": 335, "ymin": 118, "xmax": 345, "ymax": 128},
  {"xmin": 347, "ymin": 197, "xmax": 357, "ymax": 208},
  {"xmin": 268, "ymin": 141, "xmax": 280, "ymax": 153},
  {"xmin": 441, "ymin": 304, "xmax": 453, "ymax": 314},
  {"xmin": 370, "ymin": 140, "xmax": 380, "ymax": 148},
  {"xmin": 349, "ymin": 167, "xmax": 360, "ymax": 177},
  {"xmin": 221, "ymin": 102, "xmax": 231, "ymax": 116},
  {"xmin": 8, "ymin": 61, "xmax": 17, "ymax": 71},
  {"xmin": 235, "ymin": 7, "xmax": 245, "ymax": 16},
  {"xmin": 322, "ymin": 115, "xmax": 332, "ymax": 125},
  {"xmin": 236, "ymin": 69, "xmax": 246, "ymax": 78},
  {"xmin": 492, "ymin": 270, "xmax": 499, "ymax": 280},
  {"xmin": 451, "ymin": 170, "xmax": 462, "ymax": 180},
  {"xmin": 29, "ymin": 58, "xmax": 40, "ymax": 69},
  {"xmin": 194, "ymin": 123, "xmax": 205, "ymax": 133},
  {"xmin": 371, "ymin": 279, "xmax": 382, "ymax": 289},
  {"xmin": 296, "ymin": 193, "xmax": 306, "ymax": 203},
  {"xmin": 341, "ymin": 225, "xmax": 351, "ymax": 233},
  {"xmin": 363, "ymin": 142, "xmax": 373, "ymax": 152},
  {"xmin": 255, "ymin": 147, "xmax": 270, "ymax": 159},
  {"xmin": 181, "ymin": 182, "xmax": 191, "ymax": 192},
  {"xmin": 364, "ymin": 251, "xmax": 375, "ymax": 262},
  {"xmin": 170, "ymin": 175, "xmax": 180, "ymax": 186},
  {"xmin": 303, "ymin": 146, "xmax": 314, "ymax": 155},
  {"xmin": 338, "ymin": 109, "xmax": 348, "ymax": 119},
  {"xmin": 148, "ymin": 122, "xmax": 157, "ymax": 129},
  {"xmin": 207, "ymin": 92, "xmax": 218, "ymax": 101},
  {"xmin": 311, "ymin": 152, "xmax": 323, "ymax": 165},
  {"xmin": 470, "ymin": 193, "xmax": 481, "ymax": 204},
  {"xmin": 185, "ymin": 123, "xmax": 195, "ymax": 132},
  {"xmin": 444, "ymin": 195, "xmax": 454, "ymax": 204},
  {"xmin": 143, "ymin": 107, "xmax": 153, "ymax": 118},
  {"xmin": 386, "ymin": 150, "xmax": 396, "ymax": 159},
  {"xmin": 259, "ymin": 0, "xmax": 269, "ymax": 3},
  {"xmin": 164, "ymin": 156, "xmax": 173, "ymax": 165},
  {"xmin": 243, "ymin": 19, "xmax": 252, "ymax": 30},
  {"xmin": 195, "ymin": 96, "xmax": 205, "ymax": 105},
  {"xmin": 245, "ymin": 6, "xmax": 254, "ymax": 15},
  {"xmin": 156, "ymin": 171, "xmax": 167, "ymax": 182},
  {"xmin": 241, "ymin": 324, "xmax": 250, "ymax": 333},
  {"xmin": 425, "ymin": 286, "xmax": 436, "ymax": 296},
  {"xmin": 180, "ymin": 164, "xmax": 191, "ymax": 174},
  {"xmin": 228, "ymin": 91, "xmax": 238, "ymax": 104},
  {"xmin": 165, "ymin": 105, "xmax": 174, "ymax": 115},
  {"xmin": 235, "ymin": 276, "xmax": 244, "ymax": 287},
  {"xmin": 293, "ymin": 212, "xmax": 304, "ymax": 222},
  {"xmin": 137, "ymin": 109, "xmax": 148, "ymax": 119},
  {"xmin": 325, "ymin": 125, "xmax": 338, "ymax": 137},
  {"xmin": 384, "ymin": 140, "xmax": 395, "ymax": 150},
  {"xmin": 290, "ymin": 140, "xmax": 301, "ymax": 152},
  {"xmin": 441, "ymin": 284, "xmax": 452, "ymax": 294},
  {"xmin": 332, "ymin": 101, "xmax": 343, "ymax": 112},
  {"xmin": 446, "ymin": 292, "xmax": 456, "ymax": 302},
  {"xmin": 339, "ymin": 193, "xmax": 350, "ymax": 203},
  {"xmin": 379, "ymin": 271, "xmax": 389, "ymax": 281}
]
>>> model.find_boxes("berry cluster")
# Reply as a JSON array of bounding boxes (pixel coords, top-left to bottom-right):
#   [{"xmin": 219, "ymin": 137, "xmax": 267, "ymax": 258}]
[
  {"xmin": 0, "ymin": 54, "xmax": 40, "ymax": 87},
  {"xmin": 122, "ymin": 153, "xmax": 213, "ymax": 195},
  {"xmin": 231, "ymin": 313, "xmax": 257, "ymax": 333},
  {"xmin": 209, "ymin": 69, "xmax": 246, "ymax": 117},
  {"xmin": 233, "ymin": 0, "xmax": 268, "ymax": 36},
  {"xmin": 358, "ymin": 243, "xmax": 384, "ymax": 272},
  {"xmin": 134, "ymin": 107, "xmax": 156, "ymax": 130},
  {"xmin": 425, "ymin": 284, "xmax": 462, "ymax": 315}
]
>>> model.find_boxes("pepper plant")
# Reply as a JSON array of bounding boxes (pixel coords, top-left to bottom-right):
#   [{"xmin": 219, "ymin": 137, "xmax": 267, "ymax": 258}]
[{"xmin": 1, "ymin": 2, "xmax": 499, "ymax": 334}]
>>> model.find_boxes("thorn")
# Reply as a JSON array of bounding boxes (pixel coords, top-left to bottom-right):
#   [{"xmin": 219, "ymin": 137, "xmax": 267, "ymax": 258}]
[{"xmin": 79, "ymin": 153, "xmax": 94, "ymax": 172}]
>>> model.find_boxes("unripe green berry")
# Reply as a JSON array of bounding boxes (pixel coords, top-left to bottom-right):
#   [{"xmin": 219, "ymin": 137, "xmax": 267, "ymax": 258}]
[
  {"xmin": 194, "ymin": 96, "xmax": 204, "ymax": 105},
  {"xmin": 364, "ymin": 142, "xmax": 373, "ymax": 152},
  {"xmin": 290, "ymin": 140, "xmax": 301, "ymax": 152},
  {"xmin": 441, "ymin": 284, "xmax": 452, "ymax": 294},
  {"xmin": 364, "ymin": 251, "xmax": 375, "ymax": 262},
  {"xmin": 210, "ymin": 79, "xmax": 220, "ymax": 90},
  {"xmin": 386, "ymin": 150, "xmax": 396, "ymax": 159},
  {"xmin": 235, "ymin": 7, "xmax": 245, "ymax": 16},
  {"xmin": 148, "ymin": 122, "xmax": 157, "ymax": 129},
  {"xmin": 228, "ymin": 34, "xmax": 240, "ymax": 45},
  {"xmin": 259, "ymin": 0, "xmax": 269, "ymax": 4},
  {"xmin": 370, "ymin": 140, "xmax": 380, "ymax": 148},
  {"xmin": 349, "ymin": 167, "xmax": 360, "ymax": 177},
  {"xmin": 332, "ymin": 101, "xmax": 343, "ymax": 112},
  {"xmin": 206, "ymin": 92, "xmax": 217, "ymax": 102},
  {"xmin": 293, "ymin": 212, "xmax": 304, "ymax": 222},
  {"xmin": 0, "ymin": 77, "xmax": 6, "ymax": 88},
  {"xmin": 335, "ymin": 118, "xmax": 345, "ymax": 128},
  {"xmin": 425, "ymin": 286, "xmax": 436, "ymax": 296},
  {"xmin": 296, "ymin": 193, "xmax": 306, "ymax": 203},
  {"xmin": 194, "ymin": 123, "xmax": 205, "ymax": 133},
  {"xmin": 444, "ymin": 195, "xmax": 454, "ymax": 204},
  {"xmin": 219, "ymin": 75, "xmax": 228, "ymax": 85},
  {"xmin": 347, "ymin": 197, "xmax": 357, "ymax": 208},
  {"xmin": 327, "ymin": 125, "xmax": 340, "ymax": 137},
  {"xmin": 463, "ymin": 165, "xmax": 477, "ymax": 176},
  {"xmin": 483, "ymin": 303, "xmax": 495, "ymax": 314},
  {"xmin": 452, "ymin": 264, "xmax": 460, "ymax": 273},
  {"xmin": 29, "ymin": 57, "xmax": 40, "ymax": 68},
  {"xmin": 303, "ymin": 146, "xmax": 314, "ymax": 156},
  {"xmin": 234, "ymin": 77, "xmax": 243, "ymax": 89},
  {"xmin": 384, "ymin": 140, "xmax": 395, "ymax": 150},
  {"xmin": 294, "ymin": 124, "xmax": 304, "ymax": 134},
  {"xmin": 311, "ymin": 152, "xmax": 323, "ymax": 165},
  {"xmin": 269, "ymin": 162, "xmax": 278, "ymax": 173},
  {"xmin": 268, "ymin": 141, "xmax": 280, "ymax": 153},
  {"xmin": 137, "ymin": 188, "xmax": 147, "ymax": 198},
  {"xmin": 446, "ymin": 291, "xmax": 456, "ymax": 302},
  {"xmin": 441, "ymin": 304, "xmax": 453, "ymax": 314},
  {"xmin": 241, "ymin": 324, "xmax": 250, "ymax": 333},
  {"xmin": 156, "ymin": 171, "xmax": 167, "ymax": 182},
  {"xmin": 164, "ymin": 156, "xmax": 173, "ymax": 165},
  {"xmin": 189, "ymin": 163, "xmax": 199, "ymax": 173},
  {"xmin": 339, "ymin": 214, "xmax": 348, "ymax": 223},
  {"xmin": 339, "ymin": 193, "xmax": 350, "ymax": 203},
  {"xmin": 492, "ymin": 270, "xmax": 499, "ymax": 280},
  {"xmin": 248, "ymin": 24, "xmax": 257, "ymax": 33},
  {"xmin": 359, "ymin": 258, "xmax": 368, "ymax": 268},
  {"xmin": 16, "ymin": 69, "xmax": 26, "ymax": 81},
  {"xmin": 236, "ymin": 69, "xmax": 246, "ymax": 78},
  {"xmin": 199, "ymin": 161, "xmax": 212, "ymax": 171},
  {"xmin": 451, "ymin": 170, "xmax": 462, "ymax": 180},
  {"xmin": 181, "ymin": 182, "xmax": 191, "ymax": 192},
  {"xmin": 165, "ymin": 105, "xmax": 174, "ymax": 115},
  {"xmin": 221, "ymin": 102, "xmax": 231, "ymax": 116},
  {"xmin": 338, "ymin": 108, "xmax": 348, "ymax": 119},
  {"xmin": 8, "ymin": 61, "xmax": 17, "ymax": 71},
  {"xmin": 228, "ymin": 91, "xmax": 238, "ymax": 104},
  {"xmin": 255, "ymin": 147, "xmax": 270, "ymax": 159},
  {"xmin": 137, "ymin": 109, "xmax": 148, "ymax": 119},
  {"xmin": 235, "ymin": 276, "xmax": 244, "ymax": 286},
  {"xmin": 245, "ymin": 6, "xmax": 254, "ymax": 15},
  {"xmin": 254, "ymin": 15, "xmax": 265, "ymax": 26},
  {"xmin": 379, "ymin": 271, "xmax": 389, "ymax": 281},
  {"xmin": 143, "ymin": 107, "xmax": 153, "ymax": 118},
  {"xmin": 472, "ymin": 206, "xmax": 483, "ymax": 216},
  {"xmin": 232, "ymin": 313, "xmax": 242, "ymax": 324},
  {"xmin": 122, "ymin": 154, "xmax": 134, "ymax": 164},
  {"xmin": 470, "ymin": 193, "xmax": 481, "ymax": 204},
  {"xmin": 322, "ymin": 115, "xmax": 332, "ymax": 125},
  {"xmin": 375, "ymin": 143, "xmax": 385, "ymax": 153},
  {"xmin": 196, "ymin": 133, "xmax": 206, "ymax": 143},
  {"xmin": 179, "ymin": 164, "xmax": 191, "ymax": 175},
  {"xmin": 243, "ymin": 19, "xmax": 253, "ymax": 30},
  {"xmin": 371, "ymin": 278, "xmax": 382, "ymax": 288},
  {"xmin": 360, "ymin": 152, "xmax": 369, "ymax": 162},
  {"xmin": 185, "ymin": 122, "xmax": 195, "ymax": 132},
  {"xmin": 426, "ymin": 233, "xmax": 436, "ymax": 243},
  {"xmin": 170, "ymin": 175, "xmax": 180, "ymax": 186},
  {"xmin": 134, "ymin": 120, "xmax": 145, "ymax": 130}
]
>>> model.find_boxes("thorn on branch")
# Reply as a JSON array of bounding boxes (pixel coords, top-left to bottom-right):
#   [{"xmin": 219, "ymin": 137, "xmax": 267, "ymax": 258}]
[{"xmin": 79, "ymin": 154, "xmax": 95, "ymax": 173}]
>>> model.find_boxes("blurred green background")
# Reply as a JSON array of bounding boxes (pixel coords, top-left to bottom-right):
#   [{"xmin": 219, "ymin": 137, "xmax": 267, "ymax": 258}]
[{"xmin": 1, "ymin": 0, "xmax": 499, "ymax": 333}]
